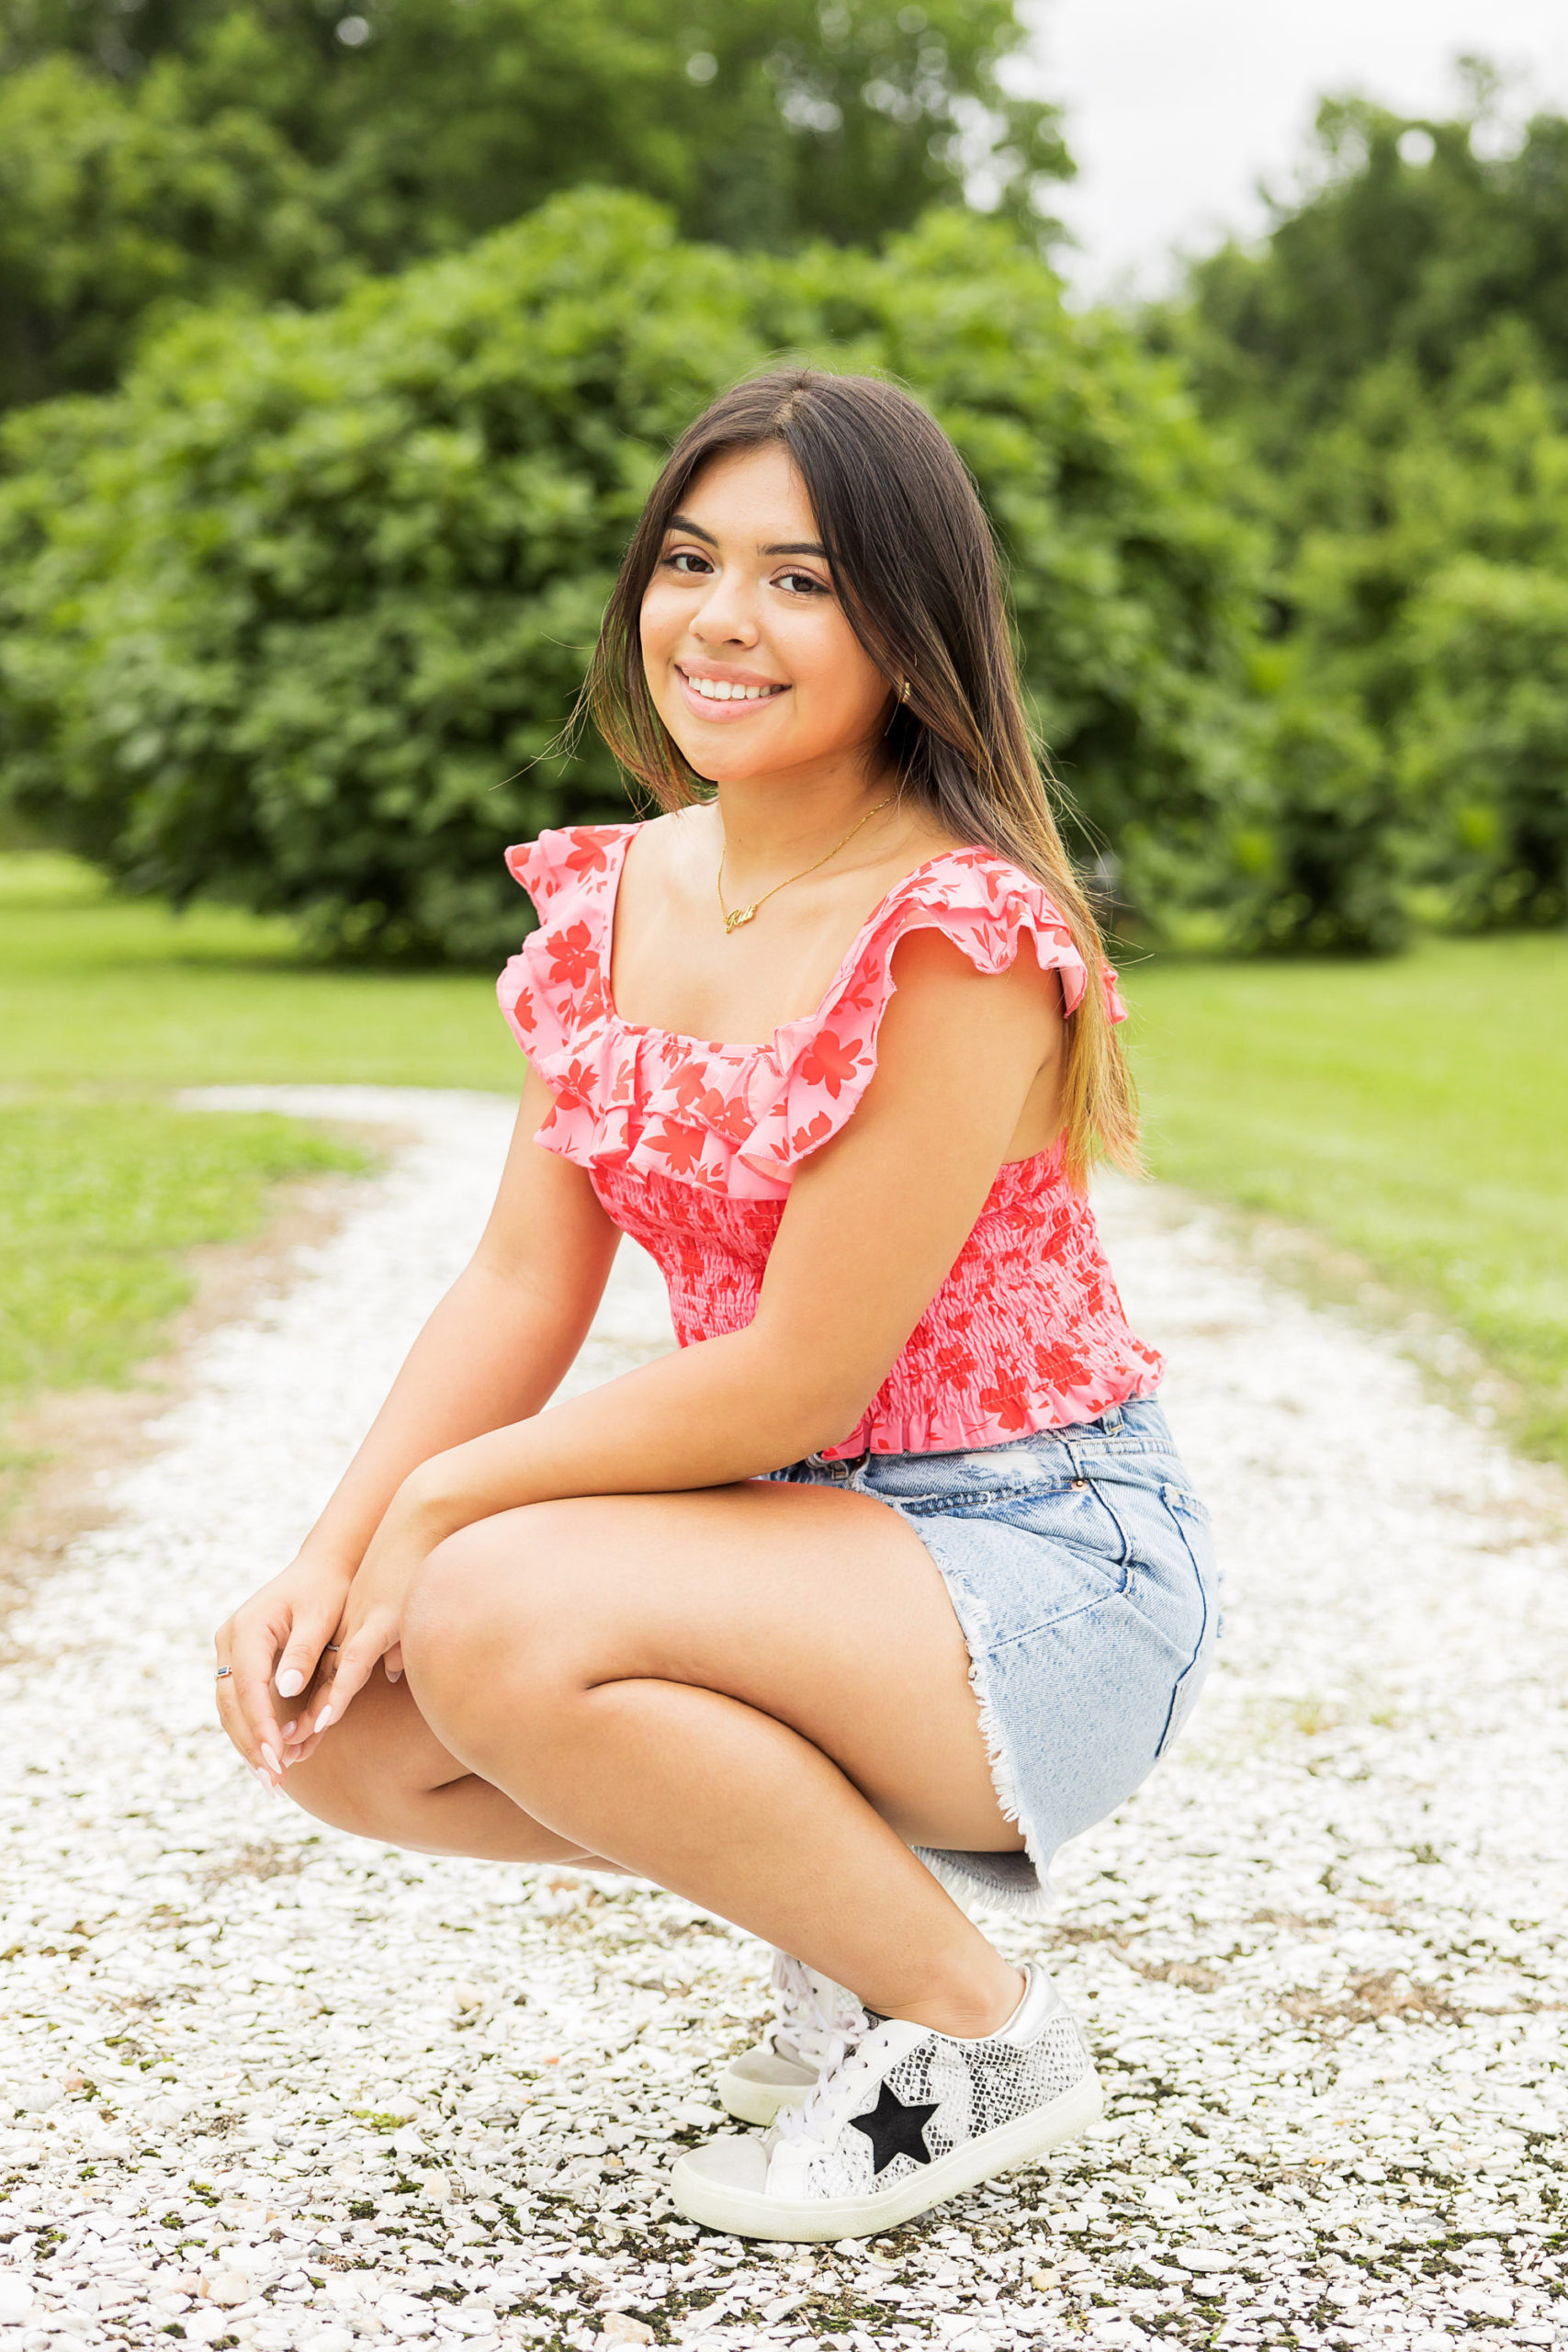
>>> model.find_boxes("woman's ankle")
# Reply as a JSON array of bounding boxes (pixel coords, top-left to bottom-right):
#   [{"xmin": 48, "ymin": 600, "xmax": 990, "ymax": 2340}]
[{"xmin": 875, "ymin": 1957, "xmax": 1028, "ymax": 2040}]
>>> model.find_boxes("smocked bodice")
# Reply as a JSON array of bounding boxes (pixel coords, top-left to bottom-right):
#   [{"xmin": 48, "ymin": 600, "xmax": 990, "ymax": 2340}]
[{"xmin": 496, "ymin": 823, "xmax": 1162, "ymax": 1457}]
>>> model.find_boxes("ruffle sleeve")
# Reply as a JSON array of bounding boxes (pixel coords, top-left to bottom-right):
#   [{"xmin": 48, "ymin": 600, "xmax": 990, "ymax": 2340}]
[
  {"xmin": 495, "ymin": 823, "xmax": 627, "ymax": 1055},
  {"xmin": 733, "ymin": 849, "xmax": 1108, "ymax": 1188}
]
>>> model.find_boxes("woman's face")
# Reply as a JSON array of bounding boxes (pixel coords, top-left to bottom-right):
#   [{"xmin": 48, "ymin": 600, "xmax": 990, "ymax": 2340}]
[{"xmin": 639, "ymin": 442, "xmax": 894, "ymax": 789}]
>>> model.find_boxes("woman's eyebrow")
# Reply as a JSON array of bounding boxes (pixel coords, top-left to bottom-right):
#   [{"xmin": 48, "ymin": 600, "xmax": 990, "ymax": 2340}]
[{"xmin": 665, "ymin": 514, "xmax": 828, "ymax": 560}]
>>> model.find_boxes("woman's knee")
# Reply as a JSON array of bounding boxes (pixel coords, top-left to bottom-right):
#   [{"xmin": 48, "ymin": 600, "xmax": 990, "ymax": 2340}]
[{"xmin": 403, "ymin": 1507, "xmax": 585, "ymax": 1700}]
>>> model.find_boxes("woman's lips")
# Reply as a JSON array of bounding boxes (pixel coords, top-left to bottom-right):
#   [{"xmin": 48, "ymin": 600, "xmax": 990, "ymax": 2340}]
[{"xmin": 674, "ymin": 670, "xmax": 790, "ymax": 722}]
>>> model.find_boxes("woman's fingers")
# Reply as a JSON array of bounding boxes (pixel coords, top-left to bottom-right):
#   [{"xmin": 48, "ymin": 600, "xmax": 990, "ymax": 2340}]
[
  {"xmin": 214, "ymin": 1615, "xmax": 289, "ymax": 1790},
  {"xmin": 307, "ymin": 1611, "xmax": 394, "ymax": 1736},
  {"xmin": 274, "ymin": 1616, "xmax": 340, "ymax": 1702}
]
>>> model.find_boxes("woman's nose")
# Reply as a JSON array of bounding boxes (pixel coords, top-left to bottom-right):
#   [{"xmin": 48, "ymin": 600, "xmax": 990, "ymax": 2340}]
[{"xmin": 690, "ymin": 573, "xmax": 759, "ymax": 646}]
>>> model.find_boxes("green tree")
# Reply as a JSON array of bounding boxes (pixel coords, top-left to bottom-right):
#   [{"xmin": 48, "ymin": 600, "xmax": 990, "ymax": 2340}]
[
  {"xmin": 1156, "ymin": 70, "xmax": 1568, "ymax": 938},
  {"xmin": 0, "ymin": 188, "xmax": 1260, "ymax": 961},
  {"xmin": 0, "ymin": 0, "xmax": 1070, "ymax": 410},
  {"xmin": 1170, "ymin": 70, "xmax": 1568, "ymax": 463}
]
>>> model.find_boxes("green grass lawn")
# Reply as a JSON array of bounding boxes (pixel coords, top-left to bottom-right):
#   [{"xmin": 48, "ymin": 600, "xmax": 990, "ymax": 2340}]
[
  {"xmin": 1125, "ymin": 932, "xmax": 1568, "ymax": 1468},
  {"xmin": 0, "ymin": 852, "xmax": 523, "ymax": 1091},
  {"xmin": 0, "ymin": 1096, "xmax": 366, "ymax": 1406},
  {"xmin": 3, "ymin": 852, "xmax": 1565, "ymax": 1475}
]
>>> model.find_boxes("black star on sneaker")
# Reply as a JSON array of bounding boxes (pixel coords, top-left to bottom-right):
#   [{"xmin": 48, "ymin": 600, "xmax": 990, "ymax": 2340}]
[{"xmin": 849, "ymin": 2078, "xmax": 940, "ymax": 2176}]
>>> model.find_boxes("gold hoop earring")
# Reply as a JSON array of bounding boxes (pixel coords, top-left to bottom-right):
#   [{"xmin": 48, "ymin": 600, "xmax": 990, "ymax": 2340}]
[{"xmin": 899, "ymin": 677, "xmax": 911, "ymax": 703}]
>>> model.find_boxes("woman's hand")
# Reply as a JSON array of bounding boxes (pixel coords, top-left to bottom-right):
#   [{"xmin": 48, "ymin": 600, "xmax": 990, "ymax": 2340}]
[
  {"xmin": 214, "ymin": 1554, "xmax": 355, "ymax": 1792},
  {"xmin": 284, "ymin": 1476, "xmax": 458, "ymax": 1759}
]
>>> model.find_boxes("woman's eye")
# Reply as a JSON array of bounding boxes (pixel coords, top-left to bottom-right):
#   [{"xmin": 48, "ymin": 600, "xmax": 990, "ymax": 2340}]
[
  {"xmin": 665, "ymin": 549, "xmax": 713, "ymax": 576},
  {"xmin": 776, "ymin": 570, "xmax": 828, "ymax": 596}
]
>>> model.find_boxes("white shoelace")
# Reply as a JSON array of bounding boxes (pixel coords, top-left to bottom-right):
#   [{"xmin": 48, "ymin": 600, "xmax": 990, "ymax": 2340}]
[
  {"xmin": 770, "ymin": 1952, "xmax": 863, "ymax": 2070},
  {"xmin": 773, "ymin": 2016, "xmax": 884, "ymax": 2155}
]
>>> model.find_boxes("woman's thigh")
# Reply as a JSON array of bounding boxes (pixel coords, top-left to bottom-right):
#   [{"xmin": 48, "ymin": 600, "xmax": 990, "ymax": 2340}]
[{"xmin": 408, "ymin": 1476, "xmax": 1023, "ymax": 1856}]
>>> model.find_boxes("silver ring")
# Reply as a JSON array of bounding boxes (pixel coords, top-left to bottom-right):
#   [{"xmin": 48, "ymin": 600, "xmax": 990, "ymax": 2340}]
[
  {"xmin": 215, "ymin": 1666, "xmax": 232, "ymax": 1680},
  {"xmin": 323, "ymin": 1642, "xmax": 342, "ymax": 1651}
]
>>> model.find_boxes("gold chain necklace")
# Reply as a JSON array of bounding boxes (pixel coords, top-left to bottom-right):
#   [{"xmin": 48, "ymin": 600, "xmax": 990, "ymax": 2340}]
[{"xmin": 716, "ymin": 794, "xmax": 896, "ymax": 935}]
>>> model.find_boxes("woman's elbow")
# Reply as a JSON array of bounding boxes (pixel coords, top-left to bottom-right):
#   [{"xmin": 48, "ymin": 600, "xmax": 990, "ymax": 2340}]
[{"xmin": 743, "ymin": 1340, "xmax": 884, "ymax": 1466}]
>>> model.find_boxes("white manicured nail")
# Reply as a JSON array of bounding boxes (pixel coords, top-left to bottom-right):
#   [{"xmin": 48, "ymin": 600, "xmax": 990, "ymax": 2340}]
[
  {"xmin": 260, "ymin": 1745, "xmax": 281, "ymax": 1776},
  {"xmin": 313, "ymin": 1705, "xmax": 333, "ymax": 1735},
  {"xmin": 276, "ymin": 1668, "xmax": 305, "ymax": 1698}
]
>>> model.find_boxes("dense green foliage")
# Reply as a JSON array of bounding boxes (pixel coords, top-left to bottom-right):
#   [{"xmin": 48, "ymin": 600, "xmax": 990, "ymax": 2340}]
[
  {"xmin": 1165, "ymin": 78, "xmax": 1568, "ymax": 940},
  {"xmin": 1177, "ymin": 78, "xmax": 1568, "ymax": 453},
  {"xmin": 0, "ymin": 0, "xmax": 1067, "ymax": 411},
  {"xmin": 0, "ymin": 188, "xmax": 1261, "ymax": 960}
]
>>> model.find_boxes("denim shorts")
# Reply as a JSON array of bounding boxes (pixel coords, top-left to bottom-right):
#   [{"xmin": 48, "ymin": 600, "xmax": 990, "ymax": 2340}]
[{"xmin": 771, "ymin": 1396, "xmax": 1219, "ymax": 1916}]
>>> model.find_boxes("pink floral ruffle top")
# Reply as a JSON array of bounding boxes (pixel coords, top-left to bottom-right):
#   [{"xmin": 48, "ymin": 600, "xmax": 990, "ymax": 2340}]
[{"xmin": 497, "ymin": 823, "xmax": 1163, "ymax": 1459}]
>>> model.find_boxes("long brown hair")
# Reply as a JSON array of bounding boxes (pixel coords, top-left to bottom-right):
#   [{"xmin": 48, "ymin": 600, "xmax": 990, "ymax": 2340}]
[{"xmin": 581, "ymin": 368, "xmax": 1139, "ymax": 1185}]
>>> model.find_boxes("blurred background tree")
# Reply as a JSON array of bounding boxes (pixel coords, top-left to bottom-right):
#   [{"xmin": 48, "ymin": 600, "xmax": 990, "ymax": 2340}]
[
  {"xmin": 0, "ymin": 192, "xmax": 1258, "ymax": 959},
  {"xmin": 2, "ymin": 3, "xmax": 1567, "ymax": 963},
  {"xmin": 0, "ymin": 0, "xmax": 1069, "ymax": 410},
  {"xmin": 1156, "ymin": 65, "xmax": 1568, "ymax": 940}
]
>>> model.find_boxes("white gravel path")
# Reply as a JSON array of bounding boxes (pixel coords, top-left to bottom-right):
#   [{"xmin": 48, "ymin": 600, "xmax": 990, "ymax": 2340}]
[{"xmin": 2, "ymin": 1084, "xmax": 1565, "ymax": 2352}]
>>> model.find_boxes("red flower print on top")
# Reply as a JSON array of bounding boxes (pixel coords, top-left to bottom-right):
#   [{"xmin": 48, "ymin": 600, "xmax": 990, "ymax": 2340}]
[
  {"xmin": 647, "ymin": 1122, "xmax": 706, "ymax": 1177},
  {"xmin": 563, "ymin": 830, "xmax": 612, "ymax": 878},
  {"xmin": 668, "ymin": 1062, "xmax": 708, "ymax": 1113},
  {"xmin": 552, "ymin": 1058, "xmax": 599, "ymax": 1111},
  {"xmin": 701, "ymin": 1091, "xmax": 753, "ymax": 1145},
  {"xmin": 790, "ymin": 1110, "xmax": 835, "ymax": 1156},
  {"xmin": 547, "ymin": 920, "xmax": 597, "ymax": 989},
  {"xmin": 978, "ymin": 1372, "xmax": 1033, "ymax": 1432},
  {"xmin": 1034, "ymin": 1338, "xmax": 1093, "ymax": 1390},
  {"xmin": 795, "ymin": 1031, "xmax": 863, "ymax": 1097}
]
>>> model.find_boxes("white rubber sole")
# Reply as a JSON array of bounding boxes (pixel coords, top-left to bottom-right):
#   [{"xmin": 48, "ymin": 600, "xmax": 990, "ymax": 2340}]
[
  {"xmin": 671, "ymin": 2067, "xmax": 1104, "ymax": 2241},
  {"xmin": 715, "ymin": 2063, "xmax": 812, "ymax": 2128}
]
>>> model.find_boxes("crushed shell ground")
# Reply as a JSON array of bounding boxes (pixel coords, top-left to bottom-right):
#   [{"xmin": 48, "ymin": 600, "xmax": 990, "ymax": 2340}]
[{"xmin": 1, "ymin": 1084, "xmax": 1565, "ymax": 2352}]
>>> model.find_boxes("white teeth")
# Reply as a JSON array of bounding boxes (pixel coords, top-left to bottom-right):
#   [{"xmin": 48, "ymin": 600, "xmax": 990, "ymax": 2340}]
[{"xmin": 685, "ymin": 674, "xmax": 779, "ymax": 703}]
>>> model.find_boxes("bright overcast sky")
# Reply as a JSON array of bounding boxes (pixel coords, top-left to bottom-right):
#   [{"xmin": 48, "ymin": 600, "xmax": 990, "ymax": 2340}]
[{"xmin": 1024, "ymin": 0, "xmax": 1568, "ymax": 296}]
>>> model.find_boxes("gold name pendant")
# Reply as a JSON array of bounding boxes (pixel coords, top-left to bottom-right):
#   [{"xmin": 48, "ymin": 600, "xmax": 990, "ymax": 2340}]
[{"xmin": 716, "ymin": 791, "xmax": 896, "ymax": 937}]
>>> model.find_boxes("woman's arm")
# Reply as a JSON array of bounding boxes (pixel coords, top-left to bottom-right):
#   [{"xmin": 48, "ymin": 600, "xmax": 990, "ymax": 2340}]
[
  {"xmin": 312, "ymin": 931, "xmax": 1060, "ymax": 1734},
  {"xmin": 215, "ymin": 1069, "xmax": 621, "ymax": 1765},
  {"xmin": 286, "ymin": 1071, "xmax": 621, "ymax": 1585}
]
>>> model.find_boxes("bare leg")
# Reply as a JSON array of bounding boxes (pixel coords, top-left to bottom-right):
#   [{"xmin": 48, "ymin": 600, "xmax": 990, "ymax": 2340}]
[
  {"xmin": 283, "ymin": 1661, "xmax": 624, "ymax": 1871},
  {"xmin": 399, "ymin": 1478, "xmax": 1026, "ymax": 2037}
]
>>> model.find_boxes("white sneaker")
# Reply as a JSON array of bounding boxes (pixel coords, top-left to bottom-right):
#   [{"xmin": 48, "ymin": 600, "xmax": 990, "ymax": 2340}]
[
  {"xmin": 716, "ymin": 1949, "xmax": 868, "ymax": 2127},
  {"xmin": 673, "ymin": 1963, "xmax": 1100, "ymax": 2241}
]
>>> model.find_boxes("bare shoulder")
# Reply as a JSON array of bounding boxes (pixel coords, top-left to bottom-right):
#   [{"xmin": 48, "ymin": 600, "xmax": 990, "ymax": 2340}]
[{"xmin": 621, "ymin": 803, "xmax": 716, "ymax": 886}]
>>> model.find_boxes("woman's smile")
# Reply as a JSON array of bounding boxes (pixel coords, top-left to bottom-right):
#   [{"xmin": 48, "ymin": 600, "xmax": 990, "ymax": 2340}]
[{"xmin": 674, "ymin": 660, "xmax": 792, "ymax": 721}]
